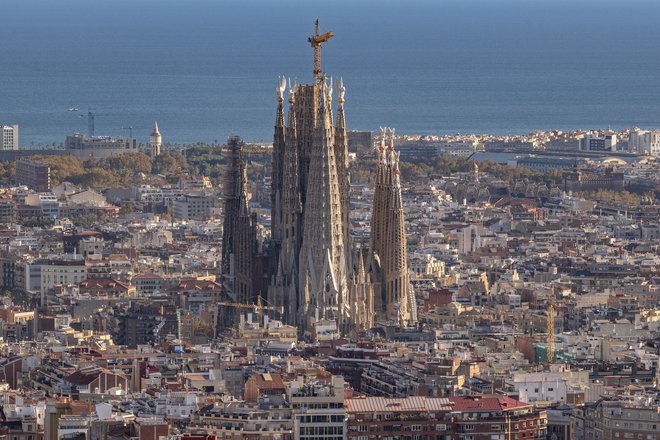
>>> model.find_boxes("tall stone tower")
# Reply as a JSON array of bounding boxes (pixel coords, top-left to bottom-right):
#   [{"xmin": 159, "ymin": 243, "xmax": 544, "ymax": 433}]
[
  {"xmin": 149, "ymin": 121, "xmax": 161, "ymax": 157},
  {"xmin": 369, "ymin": 128, "xmax": 415, "ymax": 324},
  {"xmin": 269, "ymin": 21, "xmax": 358, "ymax": 337},
  {"xmin": 297, "ymin": 84, "xmax": 349, "ymax": 330},
  {"xmin": 271, "ymin": 78, "xmax": 286, "ymax": 245},
  {"xmin": 222, "ymin": 136, "xmax": 258, "ymax": 304}
]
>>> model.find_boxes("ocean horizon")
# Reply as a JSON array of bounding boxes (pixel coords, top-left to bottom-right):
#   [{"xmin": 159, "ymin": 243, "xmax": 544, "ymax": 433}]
[{"xmin": 2, "ymin": 0, "xmax": 660, "ymax": 146}]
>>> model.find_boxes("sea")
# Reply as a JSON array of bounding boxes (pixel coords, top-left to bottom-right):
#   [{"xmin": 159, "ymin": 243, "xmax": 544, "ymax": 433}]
[{"xmin": 2, "ymin": 0, "xmax": 660, "ymax": 147}]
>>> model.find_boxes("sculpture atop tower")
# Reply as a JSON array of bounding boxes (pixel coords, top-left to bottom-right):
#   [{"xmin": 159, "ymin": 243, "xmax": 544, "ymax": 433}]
[{"xmin": 149, "ymin": 121, "xmax": 161, "ymax": 157}]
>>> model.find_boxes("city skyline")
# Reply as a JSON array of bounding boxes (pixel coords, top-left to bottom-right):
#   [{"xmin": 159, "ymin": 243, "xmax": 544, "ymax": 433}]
[
  {"xmin": 0, "ymin": 3, "xmax": 659, "ymax": 440},
  {"xmin": 2, "ymin": 0, "xmax": 660, "ymax": 145}
]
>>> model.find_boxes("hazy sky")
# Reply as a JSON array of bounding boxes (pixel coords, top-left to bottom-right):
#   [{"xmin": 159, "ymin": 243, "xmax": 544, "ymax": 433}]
[{"xmin": 2, "ymin": 0, "xmax": 660, "ymax": 143}]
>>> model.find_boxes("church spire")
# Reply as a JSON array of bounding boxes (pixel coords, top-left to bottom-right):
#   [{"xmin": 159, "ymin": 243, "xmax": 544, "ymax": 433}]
[
  {"xmin": 334, "ymin": 77, "xmax": 350, "ymax": 269},
  {"xmin": 222, "ymin": 136, "xmax": 258, "ymax": 306},
  {"xmin": 298, "ymin": 80, "xmax": 348, "ymax": 329},
  {"xmin": 384, "ymin": 129, "xmax": 412, "ymax": 324},
  {"xmin": 272, "ymin": 76, "xmax": 287, "ymax": 244}
]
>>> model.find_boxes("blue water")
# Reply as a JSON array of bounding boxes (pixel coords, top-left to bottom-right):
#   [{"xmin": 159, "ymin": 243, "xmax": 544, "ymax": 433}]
[{"xmin": 2, "ymin": 0, "xmax": 660, "ymax": 146}]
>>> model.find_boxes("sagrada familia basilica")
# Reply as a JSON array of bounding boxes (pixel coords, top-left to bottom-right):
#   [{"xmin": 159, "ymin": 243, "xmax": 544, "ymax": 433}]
[{"xmin": 222, "ymin": 21, "xmax": 416, "ymax": 339}]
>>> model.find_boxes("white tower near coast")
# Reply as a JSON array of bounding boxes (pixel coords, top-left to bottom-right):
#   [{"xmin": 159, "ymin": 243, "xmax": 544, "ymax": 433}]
[{"xmin": 149, "ymin": 121, "xmax": 162, "ymax": 157}]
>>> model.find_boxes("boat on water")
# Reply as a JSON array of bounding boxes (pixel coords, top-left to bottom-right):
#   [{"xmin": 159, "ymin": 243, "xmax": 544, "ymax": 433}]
[{"xmin": 68, "ymin": 107, "xmax": 79, "ymax": 112}]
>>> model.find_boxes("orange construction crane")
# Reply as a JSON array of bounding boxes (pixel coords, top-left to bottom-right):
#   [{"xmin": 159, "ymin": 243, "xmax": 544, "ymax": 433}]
[{"xmin": 308, "ymin": 19, "xmax": 334, "ymax": 81}]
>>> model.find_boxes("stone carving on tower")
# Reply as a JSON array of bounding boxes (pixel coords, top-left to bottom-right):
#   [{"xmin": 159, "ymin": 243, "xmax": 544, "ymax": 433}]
[{"xmin": 297, "ymin": 80, "xmax": 349, "ymax": 333}]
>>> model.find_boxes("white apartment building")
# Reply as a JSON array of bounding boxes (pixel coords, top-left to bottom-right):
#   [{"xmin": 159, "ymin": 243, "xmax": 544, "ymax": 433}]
[
  {"xmin": 289, "ymin": 376, "xmax": 347, "ymax": 440},
  {"xmin": 629, "ymin": 129, "xmax": 660, "ymax": 155},
  {"xmin": 40, "ymin": 257, "xmax": 88, "ymax": 296},
  {"xmin": 436, "ymin": 141, "xmax": 477, "ymax": 157},
  {"xmin": 409, "ymin": 254, "xmax": 445, "ymax": 277},
  {"xmin": 24, "ymin": 193, "xmax": 60, "ymax": 219},
  {"xmin": 579, "ymin": 133, "xmax": 617, "ymax": 152},
  {"xmin": 509, "ymin": 372, "xmax": 569, "ymax": 404},
  {"xmin": 172, "ymin": 193, "xmax": 216, "ymax": 220},
  {"xmin": 1, "ymin": 124, "xmax": 19, "ymax": 150}
]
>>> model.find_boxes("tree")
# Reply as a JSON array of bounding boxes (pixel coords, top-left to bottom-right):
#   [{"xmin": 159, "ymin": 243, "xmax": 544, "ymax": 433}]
[
  {"xmin": 153, "ymin": 152, "xmax": 189, "ymax": 175},
  {"xmin": 31, "ymin": 155, "xmax": 85, "ymax": 186},
  {"xmin": 0, "ymin": 162, "xmax": 14, "ymax": 185},
  {"xmin": 97, "ymin": 153, "xmax": 153, "ymax": 178},
  {"xmin": 68, "ymin": 167, "xmax": 119, "ymax": 188}
]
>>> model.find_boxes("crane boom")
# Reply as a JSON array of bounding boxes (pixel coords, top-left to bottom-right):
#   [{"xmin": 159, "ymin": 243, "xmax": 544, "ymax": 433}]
[
  {"xmin": 308, "ymin": 19, "xmax": 334, "ymax": 81},
  {"xmin": 217, "ymin": 301, "xmax": 283, "ymax": 312}
]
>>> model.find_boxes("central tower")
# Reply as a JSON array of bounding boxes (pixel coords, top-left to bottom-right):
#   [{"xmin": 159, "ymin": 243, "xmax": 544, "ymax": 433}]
[{"xmin": 269, "ymin": 21, "xmax": 359, "ymax": 337}]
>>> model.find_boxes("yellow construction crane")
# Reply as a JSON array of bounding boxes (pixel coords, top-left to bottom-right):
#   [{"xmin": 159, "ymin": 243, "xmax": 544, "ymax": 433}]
[
  {"xmin": 308, "ymin": 19, "xmax": 334, "ymax": 81},
  {"xmin": 547, "ymin": 285, "xmax": 555, "ymax": 363},
  {"xmin": 218, "ymin": 297, "xmax": 284, "ymax": 327},
  {"xmin": 219, "ymin": 298, "xmax": 282, "ymax": 318},
  {"xmin": 217, "ymin": 300, "xmax": 281, "ymax": 312}
]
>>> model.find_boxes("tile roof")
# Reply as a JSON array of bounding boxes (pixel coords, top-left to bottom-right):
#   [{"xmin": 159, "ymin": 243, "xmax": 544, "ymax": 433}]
[
  {"xmin": 449, "ymin": 395, "xmax": 530, "ymax": 412},
  {"xmin": 249, "ymin": 373, "xmax": 286, "ymax": 390},
  {"xmin": 345, "ymin": 396, "xmax": 452, "ymax": 413}
]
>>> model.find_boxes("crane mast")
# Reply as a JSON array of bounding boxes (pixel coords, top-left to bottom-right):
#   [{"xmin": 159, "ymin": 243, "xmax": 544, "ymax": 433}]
[
  {"xmin": 308, "ymin": 19, "xmax": 334, "ymax": 82},
  {"xmin": 547, "ymin": 285, "xmax": 555, "ymax": 363}
]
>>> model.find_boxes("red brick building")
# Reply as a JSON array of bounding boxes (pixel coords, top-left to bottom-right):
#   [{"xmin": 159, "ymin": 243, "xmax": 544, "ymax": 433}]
[
  {"xmin": 448, "ymin": 395, "xmax": 548, "ymax": 439},
  {"xmin": 345, "ymin": 395, "xmax": 547, "ymax": 440},
  {"xmin": 345, "ymin": 396, "xmax": 454, "ymax": 439}
]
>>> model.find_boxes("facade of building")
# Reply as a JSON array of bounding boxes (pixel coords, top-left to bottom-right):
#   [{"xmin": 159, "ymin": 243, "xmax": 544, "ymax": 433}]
[
  {"xmin": 562, "ymin": 170, "xmax": 624, "ymax": 192},
  {"xmin": 20, "ymin": 193, "xmax": 59, "ymax": 220},
  {"xmin": 572, "ymin": 399, "xmax": 660, "ymax": 440},
  {"xmin": 64, "ymin": 133, "xmax": 138, "ymax": 160},
  {"xmin": 15, "ymin": 159, "xmax": 51, "ymax": 192},
  {"xmin": 39, "ymin": 257, "xmax": 88, "ymax": 302},
  {"xmin": 289, "ymin": 376, "xmax": 347, "ymax": 440},
  {"xmin": 346, "ymin": 396, "xmax": 453, "ymax": 439},
  {"xmin": 1, "ymin": 124, "xmax": 19, "ymax": 150},
  {"xmin": 579, "ymin": 133, "xmax": 618, "ymax": 152},
  {"xmin": 172, "ymin": 193, "xmax": 215, "ymax": 220},
  {"xmin": 629, "ymin": 129, "xmax": 660, "ymax": 155},
  {"xmin": 398, "ymin": 140, "xmax": 476, "ymax": 159},
  {"xmin": 448, "ymin": 395, "xmax": 548, "ymax": 439}
]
